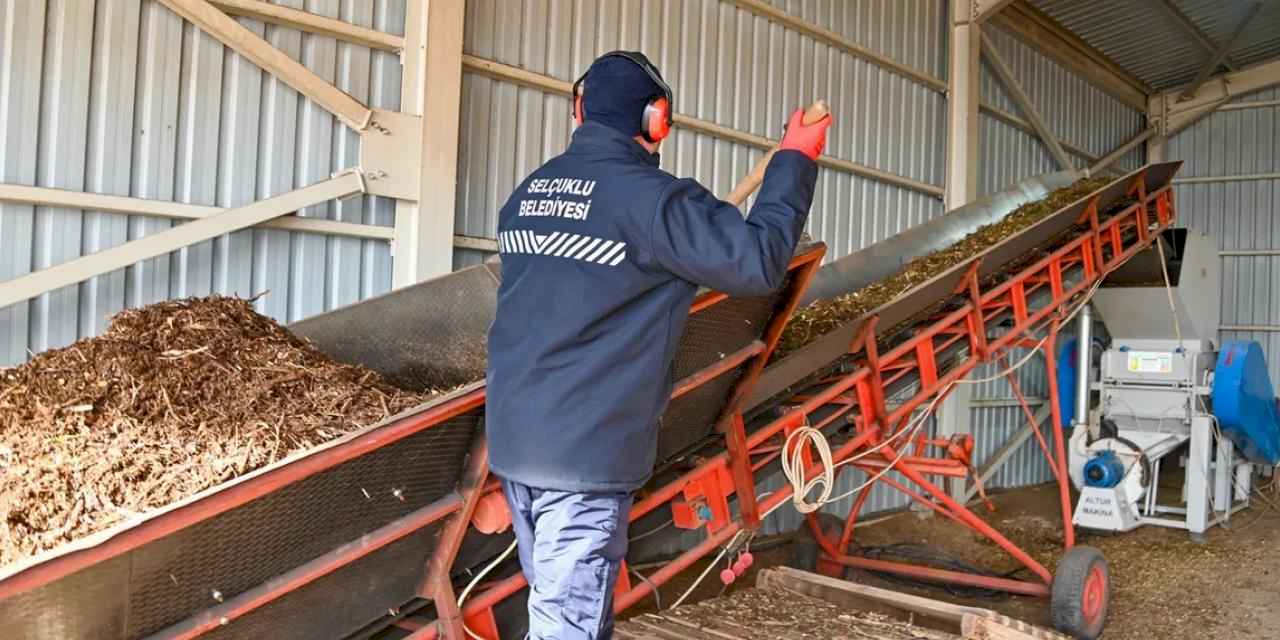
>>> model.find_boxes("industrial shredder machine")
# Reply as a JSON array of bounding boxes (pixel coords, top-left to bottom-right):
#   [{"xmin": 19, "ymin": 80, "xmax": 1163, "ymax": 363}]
[
  {"xmin": 1064, "ymin": 228, "xmax": 1280, "ymax": 538},
  {"xmin": 0, "ymin": 162, "xmax": 1188, "ymax": 640}
]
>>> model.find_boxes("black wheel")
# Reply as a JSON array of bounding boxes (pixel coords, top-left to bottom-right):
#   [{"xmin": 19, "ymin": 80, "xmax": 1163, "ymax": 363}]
[
  {"xmin": 789, "ymin": 512, "xmax": 846, "ymax": 573},
  {"xmin": 1051, "ymin": 546, "xmax": 1110, "ymax": 639}
]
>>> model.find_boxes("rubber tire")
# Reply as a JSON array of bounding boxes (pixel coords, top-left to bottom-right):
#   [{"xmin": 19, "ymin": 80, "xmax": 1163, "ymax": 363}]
[
  {"xmin": 789, "ymin": 513, "xmax": 846, "ymax": 572},
  {"xmin": 1050, "ymin": 546, "xmax": 1110, "ymax": 640}
]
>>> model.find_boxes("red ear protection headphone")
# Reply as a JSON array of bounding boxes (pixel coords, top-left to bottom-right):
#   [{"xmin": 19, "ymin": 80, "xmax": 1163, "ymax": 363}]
[{"xmin": 572, "ymin": 51, "xmax": 674, "ymax": 143}]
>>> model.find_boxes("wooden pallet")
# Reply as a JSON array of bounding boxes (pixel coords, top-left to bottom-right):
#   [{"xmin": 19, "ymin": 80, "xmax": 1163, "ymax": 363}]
[{"xmin": 616, "ymin": 604, "xmax": 956, "ymax": 640}]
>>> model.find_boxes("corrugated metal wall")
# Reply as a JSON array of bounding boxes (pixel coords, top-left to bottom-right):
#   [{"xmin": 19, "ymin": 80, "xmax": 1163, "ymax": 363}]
[
  {"xmin": 449, "ymin": 0, "xmax": 1138, "ymax": 549},
  {"xmin": 979, "ymin": 24, "xmax": 1146, "ymax": 195},
  {"xmin": 1167, "ymin": 87, "xmax": 1280, "ymax": 380},
  {"xmin": 454, "ymin": 1, "xmax": 1146, "ymax": 258},
  {"xmin": 966, "ymin": 347, "xmax": 1056, "ymax": 488},
  {"xmin": 0, "ymin": 0, "xmax": 406, "ymax": 366},
  {"xmin": 2, "ymin": 1, "xmax": 1146, "ymax": 510},
  {"xmin": 454, "ymin": 0, "xmax": 952, "ymax": 270}
]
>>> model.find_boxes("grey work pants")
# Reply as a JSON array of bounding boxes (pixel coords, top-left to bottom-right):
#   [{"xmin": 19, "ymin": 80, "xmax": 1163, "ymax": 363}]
[{"xmin": 500, "ymin": 478, "xmax": 632, "ymax": 640}]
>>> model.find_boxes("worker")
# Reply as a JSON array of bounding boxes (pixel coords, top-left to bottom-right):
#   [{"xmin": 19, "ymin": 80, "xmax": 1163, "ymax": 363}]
[{"xmin": 486, "ymin": 50, "xmax": 830, "ymax": 639}]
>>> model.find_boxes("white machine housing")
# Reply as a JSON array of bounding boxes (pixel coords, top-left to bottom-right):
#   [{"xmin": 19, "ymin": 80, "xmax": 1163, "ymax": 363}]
[{"xmin": 1070, "ymin": 231, "xmax": 1251, "ymax": 538}]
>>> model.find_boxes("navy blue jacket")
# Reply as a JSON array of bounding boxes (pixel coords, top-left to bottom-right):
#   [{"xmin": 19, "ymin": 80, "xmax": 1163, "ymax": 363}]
[{"xmin": 486, "ymin": 121, "xmax": 817, "ymax": 492}]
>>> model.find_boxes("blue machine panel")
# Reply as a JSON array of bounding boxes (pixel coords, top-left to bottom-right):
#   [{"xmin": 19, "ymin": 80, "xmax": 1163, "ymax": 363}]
[
  {"xmin": 1056, "ymin": 337, "xmax": 1103, "ymax": 432},
  {"xmin": 1212, "ymin": 341, "xmax": 1280, "ymax": 465},
  {"xmin": 1057, "ymin": 338, "xmax": 1078, "ymax": 431}
]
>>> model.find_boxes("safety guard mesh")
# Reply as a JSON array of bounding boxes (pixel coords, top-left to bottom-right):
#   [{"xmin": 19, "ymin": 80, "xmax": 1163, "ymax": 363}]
[
  {"xmin": 204, "ymin": 526, "xmax": 441, "ymax": 640},
  {"xmin": 657, "ymin": 275, "xmax": 791, "ymax": 464}
]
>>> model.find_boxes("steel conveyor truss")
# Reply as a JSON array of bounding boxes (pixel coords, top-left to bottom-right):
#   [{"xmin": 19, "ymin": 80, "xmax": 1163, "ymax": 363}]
[
  {"xmin": 416, "ymin": 162, "xmax": 1181, "ymax": 639},
  {"xmin": 757, "ymin": 162, "xmax": 1182, "ymax": 603},
  {"xmin": 396, "ymin": 162, "xmax": 1182, "ymax": 639}
]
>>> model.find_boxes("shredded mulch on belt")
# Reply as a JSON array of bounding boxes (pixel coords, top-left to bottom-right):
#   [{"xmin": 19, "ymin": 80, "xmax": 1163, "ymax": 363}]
[
  {"xmin": 777, "ymin": 176, "xmax": 1114, "ymax": 356},
  {"xmin": 0, "ymin": 296, "xmax": 435, "ymax": 567}
]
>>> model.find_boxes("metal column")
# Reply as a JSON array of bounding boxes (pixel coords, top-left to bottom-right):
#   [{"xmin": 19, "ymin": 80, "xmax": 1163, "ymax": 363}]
[
  {"xmin": 1073, "ymin": 304, "xmax": 1093, "ymax": 429},
  {"xmin": 1213, "ymin": 438, "xmax": 1234, "ymax": 514},
  {"xmin": 946, "ymin": 0, "xmax": 981, "ymax": 210},
  {"xmin": 1186, "ymin": 416, "xmax": 1213, "ymax": 536}
]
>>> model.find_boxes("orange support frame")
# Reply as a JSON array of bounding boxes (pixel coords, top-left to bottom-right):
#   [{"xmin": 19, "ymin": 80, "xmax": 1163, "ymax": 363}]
[
  {"xmin": 786, "ymin": 171, "xmax": 1174, "ymax": 597},
  {"xmin": 9, "ymin": 168, "xmax": 1186, "ymax": 640},
  {"xmin": 409, "ymin": 170, "xmax": 1179, "ymax": 638}
]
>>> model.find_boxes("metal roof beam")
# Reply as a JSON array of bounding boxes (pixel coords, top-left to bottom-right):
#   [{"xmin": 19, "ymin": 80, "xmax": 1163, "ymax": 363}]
[
  {"xmin": 992, "ymin": 2, "xmax": 1150, "ymax": 111},
  {"xmin": 1220, "ymin": 98, "xmax": 1280, "ymax": 111},
  {"xmin": 1153, "ymin": 0, "xmax": 1238, "ymax": 72},
  {"xmin": 0, "ymin": 183, "xmax": 393, "ymax": 240},
  {"xmin": 157, "ymin": 0, "xmax": 374, "ymax": 131},
  {"xmin": 1088, "ymin": 128, "xmax": 1155, "ymax": 176},
  {"xmin": 980, "ymin": 31, "xmax": 1075, "ymax": 171},
  {"xmin": 208, "ymin": 0, "xmax": 404, "ymax": 52},
  {"xmin": 1151, "ymin": 55, "xmax": 1280, "ymax": 136},
  {"xmin": 1179, "ymin": 2, "xmax": 1263, "ymax": 101},
  {"xmin": 974, "ymin": 0, "xmax": 1018, "ymax": 22},
  {"xmin": 0, "ymin": 173, "xmax": 367, "ymax": 311}
]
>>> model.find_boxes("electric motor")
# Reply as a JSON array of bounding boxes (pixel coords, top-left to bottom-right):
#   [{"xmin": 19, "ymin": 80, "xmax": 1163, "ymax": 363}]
[{"xmin": 1083, "ymin": 451, "xmax": 1125, "ymax": 488}]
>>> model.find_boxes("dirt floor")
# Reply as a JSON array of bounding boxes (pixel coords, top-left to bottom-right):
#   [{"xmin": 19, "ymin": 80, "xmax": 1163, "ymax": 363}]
[{"xmin": 626, "ymin": 482, "xmax": 1280, "ymax": 639}]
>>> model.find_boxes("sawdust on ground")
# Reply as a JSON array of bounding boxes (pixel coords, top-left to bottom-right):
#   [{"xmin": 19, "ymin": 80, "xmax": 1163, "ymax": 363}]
[
  {"xmin": 822, "ymin": 483, "xmax": 1279, "ymax": 640},
  {"xmin": 777, "ymin": 176, "xmax": 1113, "ymax": 356},
  {"xmin": 630, "ymin": 481, "xmax": 1280, "ymax": 640},
  {"xmin": 0, "ymin": 296, "xmax": 436, "ymax": 567}
]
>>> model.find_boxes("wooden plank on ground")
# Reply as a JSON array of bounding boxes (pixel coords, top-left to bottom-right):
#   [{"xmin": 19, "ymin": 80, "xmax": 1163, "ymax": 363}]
[
  {"xmin": 961, "ymin": 613, "xmax": 1072, "ymax": 640},
  {"xmin": 633, "ymin": 615, "xmax": 731, "ymax": 640},
  {"xmin": 614, "ymin": 626, "xmax": 663, "ymax": 640},
  {"xmin": 618, "ymin": 584, "xmax": 964, "ymax": 639},
  {"xmin": 758, "ymin": 566, "xmax": 994, "ymax": 630},
  {"xmin": 663, "ymin": 616, "xmax": 753, "ymax": 639}
]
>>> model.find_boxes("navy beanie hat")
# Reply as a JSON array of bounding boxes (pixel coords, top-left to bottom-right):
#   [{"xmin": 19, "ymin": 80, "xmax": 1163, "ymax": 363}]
[{"xmin": 582, "ymin": 52, "xmax": 667, "ymax": 138}]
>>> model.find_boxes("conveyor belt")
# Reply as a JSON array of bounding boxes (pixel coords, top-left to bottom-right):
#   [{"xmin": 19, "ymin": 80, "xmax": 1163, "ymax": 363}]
[
  {"xmin": 0, "ymin": 161, "xmax": 1181, "ymax": 640},
  {"xmin": 747, "ymin": 163, "xmax": 1182, "ymax": 411},
  {"xmin": 632, "ymin": 163, "xmax": 1181, "ymax": 548}
]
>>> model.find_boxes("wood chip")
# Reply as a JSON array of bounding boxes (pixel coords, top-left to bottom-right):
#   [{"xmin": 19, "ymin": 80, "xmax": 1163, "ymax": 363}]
[
  {"xmin": 777, "ymin": 176, "xmax": 1118, "ymax": 357},
  {"xmin": 0, "ymin": 296, "xmax": 444, "ymax": 567}
]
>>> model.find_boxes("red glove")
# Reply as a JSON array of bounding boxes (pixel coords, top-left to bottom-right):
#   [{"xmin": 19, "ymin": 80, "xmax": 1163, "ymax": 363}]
[{"xmin": 777, "ymin": 108, "xmax": 832, "ymax": 160}]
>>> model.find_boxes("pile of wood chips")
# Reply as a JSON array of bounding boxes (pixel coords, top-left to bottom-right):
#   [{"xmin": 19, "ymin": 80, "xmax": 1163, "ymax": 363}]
[
  {"xmin": 0, "ymin": 296, "xmax": 435, "ymax": 567},
  {"xmin": 777, "ymin": 176, "xmax": 1113, "ymax": 356}
]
